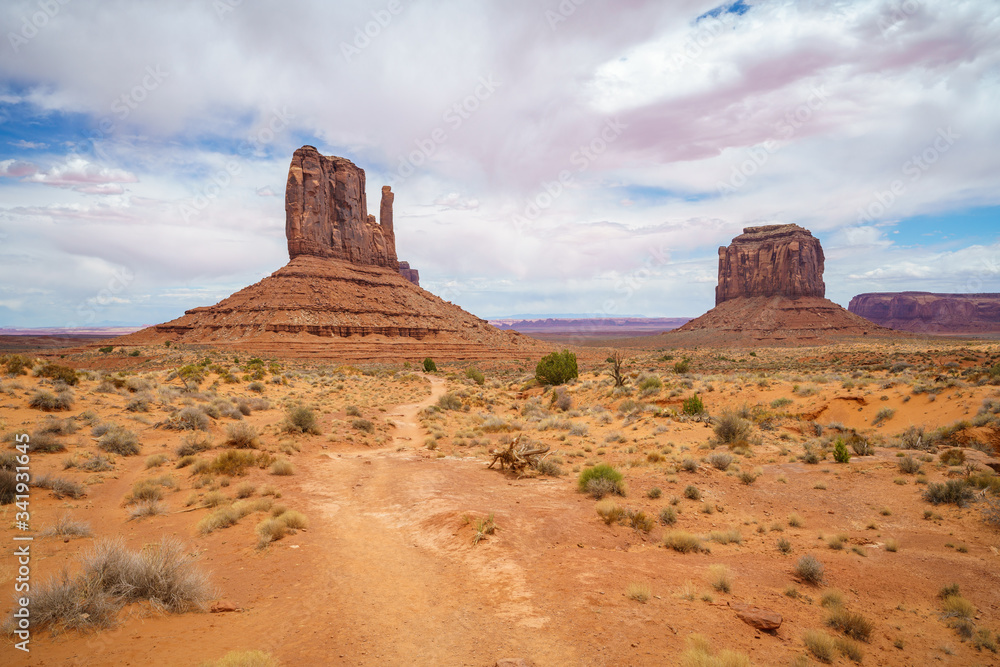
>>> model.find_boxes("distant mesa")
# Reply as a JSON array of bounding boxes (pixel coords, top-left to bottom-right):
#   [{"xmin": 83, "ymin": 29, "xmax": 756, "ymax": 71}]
[
  {"xmin": 661, "ymin": 224, "xmax": 896, "ymax": 346},
  {"xmin": 849, "ymin": 292, "xmax": 1000, "ymax": 334},
  {"xmin": 111, "ymin": 146, "xmax": 542, "ymax": 360}
]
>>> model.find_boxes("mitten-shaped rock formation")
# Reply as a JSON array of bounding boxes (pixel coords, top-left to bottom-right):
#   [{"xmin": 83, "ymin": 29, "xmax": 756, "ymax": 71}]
[
  {"xmin": 716, "ymin": 224, "xmax": 825, "ymax": 305},
  {"xmin": 663, "ymin": 224, "xmax": 898, "ymax": 346},
  {"xmin": 285, "ymin": 146, "xmax": 398, "ymax": 268},
  {"xmin": 111, "ymin": 147, "xmax": 542, "ymax": 360},
  {"xmin": 849, "ymin": 292, "xmax": 1000, "ymax": 333}
]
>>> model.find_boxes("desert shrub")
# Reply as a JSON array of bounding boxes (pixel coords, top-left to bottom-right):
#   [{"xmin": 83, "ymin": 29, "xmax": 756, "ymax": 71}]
[
  {"xmin": 176, "ymin": 434, "xmax": 213, "ymax": 457},
  {"xmin": 848, "ymin": 433, "xmax": 874, "ymax": 456},
  {"xmin": 982, "ymin": 494, "xmax": 1000, "ymax": 528},
  {"xmin": 41, "ymin": 515, "xmax": 92, "ymax": 538},
  {"xmin": 578, "ymin": 464, "xmax": 625, "ymax": 498},
  {"xmin": 269, "ymin": 459, "xmax": 294, "ymax": 476},
  {"xmin": 708, "ymin": 452, "xmax": 733, "ymax": 471},
  {"xmin": 552, "ymin": 386, "xmax": 572, "ymax": 411},
  {"xmin": 145, "ymin": 454, "xmax": 168, "ymax": 469},
  {"xmin": 174, "ymin": 407, "xmax": 210, "ymax": 431},
  {"xmin": 465, "ymin": 367, "xmax": 485, "ymax": 385},
  {"xmin": 826, "ymin": 607, "xmax": 874, "ymax": 642},
  {"xmin": 639, "ymin": 375, "xmax": 662, "ymax": 392},
  {"xmin": 29, "ymin": 390, "xmax": 73, "ymax": 412},
  {"xmin": 224, "ymin": 422, "xmax": 259, "ymax": 449},
  {"xmin": 436, "ymin": 393, "xmax": 462, "ymax": 411},
  {"xmin": 595, "ymin": 499, "xmax": 624, "ymax": 525},
  {"xmin": 777, "ymin": 538, "xmax": 792, "ymax": 554},
  {"xmin": 680, "ymin": 635, "xmax": 751, "ymax": 667},
  {"xmin": 683, "ymin": 484, "xmax": 701, "ymax": 500},
  {"xmin": 422, "ymin": 357, "xmax": 437, "ymax": 372},
  {"xmin": 659, "ymin": 506, "xmax": 677, "ymax": 525},
  {"xmin": 682, "ymin": 394, "xmax": 704, "ymax": 415},
  {"xmin": 673, "ymin": 359, "xmax": 690, "ymax": 374},
  {"xmin": 128, "ymin": 500, "xmax": 167, "ymax": 520},
  {"xmin": 738, "ymin": 470, "xmax": 760, "ymax": 485},
  {"xmin": 708, "ymin": 529, "xmax": 742, "ymax": 545},
  {"xmin": 663, "ymin": 531, "xmax": 704, "ymax": 554},
  {"xmin": 681, "ymin": 457, "xmax": 698, "ymax": 472},
  {"xmin": 833, "ymin": 439, "xmax": 851, "ymax": 463},
  {"xmin": 795, "ymin": 554, "xmax": 824, "ymax": 585},
  {"xmin": 0, "ymin": 470, "xmax": 14, "ymax": 505},
  {"xmin": 14, "ymin": 536, "xmax": 210, "ymax": 633},
  {"xmin": 74, "ymin": 452, "xmax": 114, "ymax": 472},
  {"xmin": 351, "ymin": 418, "xmax": 375, "ymax": 433},
  {"xmin": 32, "ymin": 474, "xmax": 85, "ymax": 499},
  {"xmin": 647, "ymin": 486, "xmax": 662, "ymax": 499},
  {"xmin": 255, "ymin": 518, "xmax": 288, "ymax": 548},
  {"xmin": 207, "ymin": 650, "xmax": 281, "ymax": 667},
  {"xmin": 939, "ymin": 448, "xmax": 966, "ymax": 466},
  {"xmin": 535, "ymin": 350, "xmax": 578, "ymax": 386},
  {"xmin": 626, "ymin": 582, "xmax": 651, "ymax": 603},
  {"xmin": 714, "ymin": 412, "xmax": 752, "ymax": 444},
  {"xmin": 24, "ymin": 432, "xmax": 66, "ymax": 453},
  {"xmin": 534, "ymin": 458, "xmax": 562, "ymax": 477},
  {"xmin": 924, "ymin": 480, "xmax": 973, "ymax": 507},
  {"xmin": 803, "ymin": 630, "xmax": 836, "ymax": 663},
  {"xmin": 899, "ymin": 425, "xmax": 928, "ymax": 450},
  {"xmin": 98, "ymin": 425, "xmax": 141, "ymax": 456},
  {"xmin": 3, "ymin": 354, "xmax": 31, "ymax": 375},
  {"xmin": 36, "ymin": 363, "xmax": 79, "ymax": 386},
  {"xmin": 627, "ymin": 510, "xmax": 655, "ymax": 532},
  {"xmin": 283, "ymin": 405, "xmax": 320, "ymax": 434},
  {"xmin": 125, "ymin": 394, "xmax": 152, "ymax": 412},
  {"xmin": 707, "ymin": 564, "xmax": 732, "ymax": 593},
  {"xmin": 125, "ymin": 476, "xmax": 173, "ymax": 504},
  {"xmin": 872, "ymin": 407, "xmax": 895, "ymax": 426},
  {"xmin": 234, "ymin": 482, "xmax": 256, "ymax": 499},
  {"xmin": 209, "ymin": 450, "xmax": 258, "ymax": 476},
  {"xmin": 898, "ymin": 455, "xmax": 921, "ymax": 474},
  {"xmin": 37, "ymin": 416, "xmax": 78, "ymax": 435}
]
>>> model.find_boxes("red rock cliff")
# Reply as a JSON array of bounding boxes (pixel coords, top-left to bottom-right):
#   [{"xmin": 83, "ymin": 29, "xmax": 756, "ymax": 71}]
[
  {"xmin": 848, "ymin": 292, "xmax": 1000, "ymax": 333},
  {"xmin": 285, "ymin": 146, "xmax": 398, "ymax": 269},
  {"xmin": 716, "ymin": 224, "xmax": 825, "ymax": 306}
]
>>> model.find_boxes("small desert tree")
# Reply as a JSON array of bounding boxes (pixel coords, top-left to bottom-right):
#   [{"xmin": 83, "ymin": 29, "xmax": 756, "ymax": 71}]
[
  {"xmin": 422, "ymin": 357, "xmax": 437, "ymax": 372},
  {"xmin": 607, "ymin": 350, "xmax": 627, "ymax": 387},
  {"xmin": 535, "ymin": 350, "xmax": 578, "ymax": 386}
]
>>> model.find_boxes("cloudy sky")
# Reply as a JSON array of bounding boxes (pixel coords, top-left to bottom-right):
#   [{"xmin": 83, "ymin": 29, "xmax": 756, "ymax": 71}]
[{"xmin": 1, "ymin": 0, "xmax": 998, "ymax": 327}]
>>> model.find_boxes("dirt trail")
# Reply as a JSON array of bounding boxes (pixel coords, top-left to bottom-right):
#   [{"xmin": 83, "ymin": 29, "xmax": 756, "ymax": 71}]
[{"xmin": 284, "ymin": 375, "xmax": 585, "ymax": 665}]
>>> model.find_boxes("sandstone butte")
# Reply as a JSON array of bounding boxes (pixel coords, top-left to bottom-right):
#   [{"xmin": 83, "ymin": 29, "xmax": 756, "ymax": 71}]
[
  {"xmin": 849, "ymin": 292, "xmax": 1000, "ymax": 334},
  {"xmin": 660, "ymin": 224, "xmax": 899, "ymax": 346},
  {"xmin": 112, "ymin": 146, "xmax": 544, "ymax": 361}
]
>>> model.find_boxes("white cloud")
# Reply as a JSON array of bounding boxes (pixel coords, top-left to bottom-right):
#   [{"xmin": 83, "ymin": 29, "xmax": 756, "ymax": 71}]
[{"xmin": 0, "ymin": 0, "xmax": 997, "ymax": 325}]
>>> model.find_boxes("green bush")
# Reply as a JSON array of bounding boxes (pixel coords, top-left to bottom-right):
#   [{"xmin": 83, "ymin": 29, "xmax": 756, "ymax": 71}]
[
  {"xmin": 98, "ymin": 346, "xmax": 114, "ymax": 354},
  {"xmin": 36, "ymin": 363, "xmax": 80, "ymax": 386},
  {"xmin": 422, "ymin": 357, "xmax": 437, "ymax": 372},
  {"xmin": 673, "ymin": 359, "xmax": 690, "ymax": 374},
  {"xmin": 833, "ymin": 438, "xmax": 851, "ymax": 463},
  {"xmin": 465, "ymin": 367, "xmax": 485, "ymax": 385},
  {"xmin": 682, "ymin": 394, "xmax": 704, "ymax": 415},
  {"xmin": 535, "ymin": 350, "xmax": 578, "ymax": 386},
  {"xmin": 577, "ymin": 464, "xmax": 625, "ymax": 498}
]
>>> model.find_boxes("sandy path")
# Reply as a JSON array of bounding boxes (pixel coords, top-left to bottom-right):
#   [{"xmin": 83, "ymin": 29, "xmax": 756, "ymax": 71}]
[{"xmin": 286, "ymin": 375, "xmax": 585, "ymax": 666}]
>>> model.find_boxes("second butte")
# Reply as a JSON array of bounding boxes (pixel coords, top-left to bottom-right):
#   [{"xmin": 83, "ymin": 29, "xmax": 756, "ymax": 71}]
[
  {"xmin": 112, "ymin": 146, "xmax": 544, "ymax": 361},
  {"xmin": 666, "ymin": 224, "xmax": 896, "ymax": 346}
]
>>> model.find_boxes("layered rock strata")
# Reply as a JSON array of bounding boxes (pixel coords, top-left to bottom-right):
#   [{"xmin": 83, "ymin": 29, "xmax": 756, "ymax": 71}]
[
  {"xmin": 716, "ymin": 224, "xmax": 825, "ymax": 305},
  {"xmin": 849, "ymin": 292, "xmax": 1000, "ymax": 333},
  {"xmin": 110, "ymin": 147, "xmax": 540, "ymax": 360}
]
